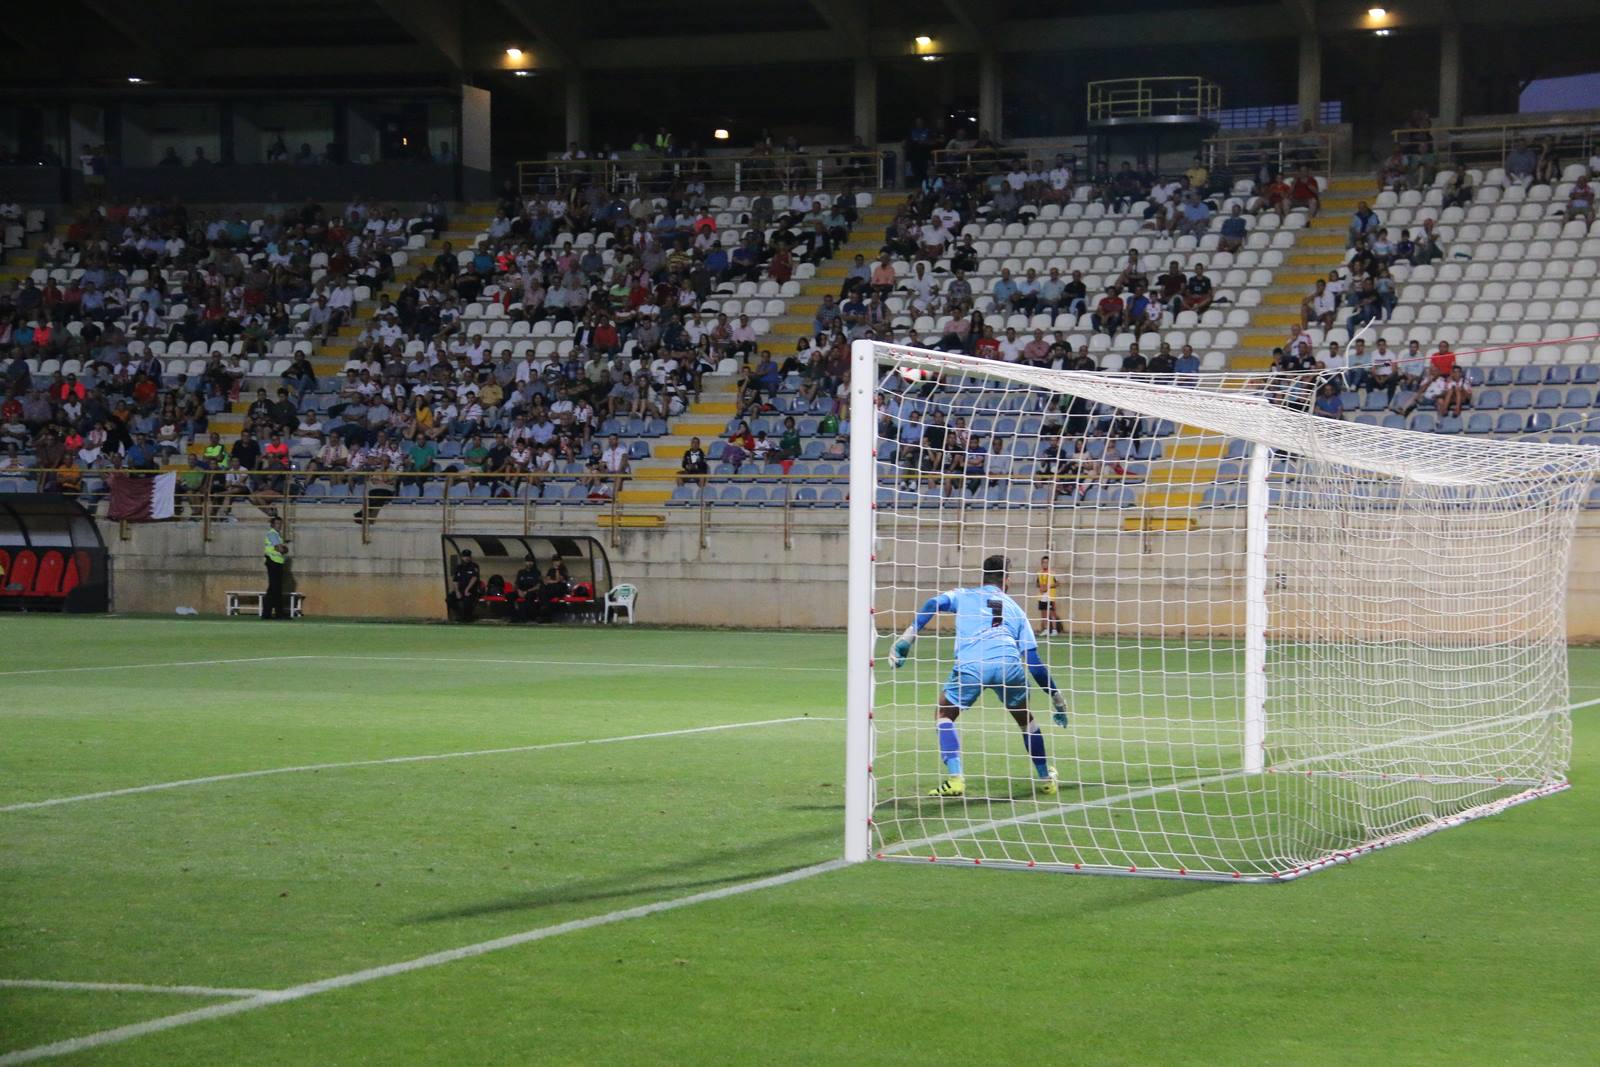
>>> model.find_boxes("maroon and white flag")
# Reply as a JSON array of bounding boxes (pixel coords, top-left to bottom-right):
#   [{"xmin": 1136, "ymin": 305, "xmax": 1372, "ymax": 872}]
[{"xmin": 107, "ymin": 472, "xmax": 177, "ymax": 521}]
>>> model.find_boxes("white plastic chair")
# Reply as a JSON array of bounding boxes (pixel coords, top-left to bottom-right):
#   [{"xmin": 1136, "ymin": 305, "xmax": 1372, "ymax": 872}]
[{"xmin": 605, "ymin": 584, "xmax": 638, "ymax": 624}]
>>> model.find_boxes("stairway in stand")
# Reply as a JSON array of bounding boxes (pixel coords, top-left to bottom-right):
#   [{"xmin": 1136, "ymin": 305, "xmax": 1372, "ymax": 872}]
[
  {"xmin": 1125, "ymin": 175, "xmax": 1378, "ymax": 532},
  {"xmin": 614, "ymin": 191, "xmax": 909, "ymax": 522}
]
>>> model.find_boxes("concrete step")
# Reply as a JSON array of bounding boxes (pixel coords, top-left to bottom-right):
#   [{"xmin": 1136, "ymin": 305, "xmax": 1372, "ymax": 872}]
[
  {"xmin": 1137, "ymin": 489, "xmax": 1206, "ymax": 508},
  {"xmin": 1275, "ymin": 271, "xmax": 1327, "ymax": 288},
  {"xmin": 1287, "ymin": 251, "xmax": 1345, "ymax": 267},
  {"xmin": 1263, "ymin": 291, "xmax": 1304, "ymax": 306},
  {"xmin": 1327, "ymin": 177, "xmax": 1375, "ymax": 193},
  {"xmin": 1231, "ymin": 354, "xmax": 1274, "ymax": 370},
  {"xmin": 599, "ymin": 513, "xmax": 666, "ymax": 528},
  {"xmin": 1166, "ymin": 441, "xmax": 1228, "ymax": 461},
  {"xmin": 1298, "ymin": 232, "xmax": 1346, "ymax": 248},
  {"xmin": 617, "ymin": 487, "xmax": 673, "ymax": 505},
  {"xmin": 1142, "ymin": 467, "xmax": 1219, "ymax": 484},
  {"xmin": 1253, "ymin": 311, "xmax": 1301, "ymax": 329},
  {"xmin": 673, "ymin": 420, "xmax": 729, "ymax": 437}
]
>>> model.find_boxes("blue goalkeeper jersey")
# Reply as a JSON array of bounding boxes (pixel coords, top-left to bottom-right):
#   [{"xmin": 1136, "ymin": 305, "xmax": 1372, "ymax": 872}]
[{"xmin": 944, "ymin": 585, "xmax": 1039, "ymax": 668}]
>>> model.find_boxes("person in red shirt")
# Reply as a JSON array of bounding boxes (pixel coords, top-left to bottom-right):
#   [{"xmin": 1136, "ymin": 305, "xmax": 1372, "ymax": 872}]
[
  {"xmin": 974, "ymin": 325, "xmax": 1001, "ymax": 358},
  {"xmin": 1289, "ymin": 168, "xmax": 1321, "ymax": 219},
  {"xmin": 1428, "ymin": 341, "xmax": 1457, "ymax": 377},
  {"xmin": 131, "ymin": 375, "xmax": 159, "ymax": 411},
  {"xmin": 263, "ymin": 433, "xmax": 291, "ymax": 468},
  {"xmin": 1092, "ymin": 288, "xmax": 1125, "ymax": 335}
]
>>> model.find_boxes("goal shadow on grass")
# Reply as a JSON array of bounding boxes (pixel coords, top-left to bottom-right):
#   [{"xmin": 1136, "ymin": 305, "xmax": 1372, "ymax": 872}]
[{"xmin": 409, "ymin": 825, "xmax": 839, "ymax": 924}]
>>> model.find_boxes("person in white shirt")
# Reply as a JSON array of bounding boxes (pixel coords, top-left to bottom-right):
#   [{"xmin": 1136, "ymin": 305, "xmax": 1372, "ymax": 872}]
[
  {"xmin": 997, "ymin": 327, "xmax": 1026, "ymax": 363},
  {"xmin": 919, "ymin": 219, "xmax": 951, "ymax": 259}
]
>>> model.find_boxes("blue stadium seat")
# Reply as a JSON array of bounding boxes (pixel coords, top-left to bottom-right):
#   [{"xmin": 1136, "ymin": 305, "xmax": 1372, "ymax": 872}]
[
  {"xmin": 1534, "ymin": 388, "xmax": 1563, "ymax": 409},
  {"xmin": 1526, "ymin": 411, "xmax": 1554, "ymax": 433},
  {"xmin": 820, "ymin": 487, "xmax": 845, "ymax": 506},
  {"xmin": 1546, "ymin": 366, "xmax": 1573, "ymax": 385},
  {"xmin": 1587, "ymin": 485, "xmax": 1600, "ymax": 509},
  {"xmin": 1517, "ymin": 366, "xmax": 1546, "ymax": 386},
  {"xmin": 1474, "ymin": 388, "xmax": 1502, "ymax": 411},
  {"xmin": 1486, "ymin": 367, "xmax": 1514, "ymax": 386},
  {"xmin": 1577, "ymin": 366, "xmax": 1600, "ymax": 385},
  {"xmin": 1410, "ymin": 412, "xmax": 1437, "ymax": 432},
  {"xmin": 1564, "ymin": 387, "xmax": 1593, "ymax": 409},
  {"xmin": 1361, "ymin": 391, "xmax": 1389, "ymax": 411},
  {"xmin": 1436, "ymin": 415, "xmax": 1463, "ymax": 434},
  {"xmin": 1554, "ymin": 411, "xmax": 1586, "ymax": 432},
  {"xmin": 628, "ymin": 441, "xmax": 651, "ymax": 460},
  {"xmin": 1505, "ymin": 388, "xmax": 1533, "ymax": 409},
  {"xmin": 1465, "ymin": 413, "xmax": 1493, "ymax": 434},
  {"xmin": 1494, "ymin": 412, "xmax": 1524, "ymax": 433},
  {"xmin": 1382, "ymin": 414, "xmax": 1407, "ymax": 430}
]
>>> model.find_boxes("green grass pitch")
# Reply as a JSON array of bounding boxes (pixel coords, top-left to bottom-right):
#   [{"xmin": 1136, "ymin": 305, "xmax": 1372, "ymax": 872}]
[{"xmin": 1, "ymin": 617, "xmax": 1595, "ymax": 1064}]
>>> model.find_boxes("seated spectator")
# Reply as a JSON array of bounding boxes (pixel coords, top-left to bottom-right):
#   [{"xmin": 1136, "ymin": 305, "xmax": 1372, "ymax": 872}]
[
  {"xmin": 1564, "ymin": 176, "xmax": 1595, "ymax": 225},
  {"xmin": 1289, "ymin": 169, "xmax": 1320, "ymax": 218},
  {"xmin": 1347, "ymin": 201, "xmax": 1381, "ymax": 247},
  {"xmin": 1174, "ymin": 192, "xmax": 1212, "ymax": 238},
  {"xmin": 1091, "ymin": 287, "xmax": 1124, "ymax": 335},
  {"xmin": 1505, "ymin": 138, "xmax": 1538, "ymax": 185},
  {"xmin": 1301, "ymin": 279, "xmax": 1337, "ymax": 330},
  {"xmin": 678, "ymin": 436, "xmax": 709, "ymax": 486},
  {"xmin": 1218, "ymin": 204, "xmax": 1248, "ymax": 253},
  {"xmin": 868, "ymin": 255, "xmax": 897, "ymax": 298},
  {"xmin": 1179, "ymin": 265, "xmax": 1214, "ymax": 315},
  {"xmin": 1313, "ymin": 382, "xmax": 1345, "ymax": 420}
]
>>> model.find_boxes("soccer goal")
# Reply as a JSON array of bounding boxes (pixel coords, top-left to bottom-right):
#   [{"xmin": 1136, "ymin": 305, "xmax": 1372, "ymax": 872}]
[{"xmin": 843, "ymin": 341, "xmax": 1587, "ymax": 881}]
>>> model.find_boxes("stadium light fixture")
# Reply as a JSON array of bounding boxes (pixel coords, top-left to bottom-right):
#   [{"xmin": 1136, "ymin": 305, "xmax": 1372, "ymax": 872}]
[
  {"xmin": 914, "ymin": 35, "xmax": 932, "ymax": 47},
  {"xmin": 1375, "ymin": 28, "xmax": 1391, "ymax": 36},
  {"xmin": 1367, "ymin": 7, "xmax": 1387, "ymax": 18},
  {"xmin": 505, "ymin": 47, "xmax": 524, "ymax": 60},
  {"xmin": 513, "ymin": 70, "xmax": 532, "ymax": 77},
  {"xmin": 713, "ymin": 128, "xmax": 730, "ymax": 141},
  {"xmin": 920, "ymin": 55, "xmax": 944, "ymax": 63},
  {"xmin": 126, "ymin": 76, "xmax": 143, "ymax": 84}
]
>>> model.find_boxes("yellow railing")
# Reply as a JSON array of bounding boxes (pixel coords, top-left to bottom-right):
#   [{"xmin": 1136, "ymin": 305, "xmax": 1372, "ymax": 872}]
[
  {"xmin": 515, "ymin": 151, "xmax": 884, "ymax": 198},
  {"xmin": 1390, "ymin": 116, "xmax": 1600, "ymax": 171},
  {"xmin": 1087, "ymin": 77, "xmax": 1222, "ymax": 123},
  {"xmin": 1203, "ymin": 130, "xmax": 1333, "ymax": 177}
]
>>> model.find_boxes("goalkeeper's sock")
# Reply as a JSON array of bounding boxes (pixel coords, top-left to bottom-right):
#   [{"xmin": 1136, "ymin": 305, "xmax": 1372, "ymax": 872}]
[
  {"xmin": 1024, "ymin": 721, "xmax": 1049, "ymax": 778},
  {"xmin": 937, "ymin": 718, "xmax": 962, "ymax": 776}
]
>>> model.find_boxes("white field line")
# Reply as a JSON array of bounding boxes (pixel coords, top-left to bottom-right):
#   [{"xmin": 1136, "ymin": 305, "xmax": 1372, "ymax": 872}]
[
  {"xmin": 883, "ymin": 696, "xmax": 1598, "ymax": 857},
  {"xmin": 0, "ymin": 656, "xmax": 317, "ymax": 678},
  {"xmin": 0, "ymin": 717, "xmax": 835, "ymax": 813},
  {"xmin": 0, "ymin": 979, "xmax": 269, "ymax": 998},
  {"xmin": 0, "ymin": 859, "xmax": 851, "ymax": 1066}
]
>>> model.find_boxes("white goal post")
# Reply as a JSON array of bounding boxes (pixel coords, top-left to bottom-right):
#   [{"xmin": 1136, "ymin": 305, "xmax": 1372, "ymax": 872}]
[{"xmin": 844, "ymin": 340, "xmax": 1586, "ymax": 881}]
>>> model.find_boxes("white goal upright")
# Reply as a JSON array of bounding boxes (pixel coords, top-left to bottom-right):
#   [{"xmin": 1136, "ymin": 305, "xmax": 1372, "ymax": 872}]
[{"xmin": 844, "ymin": 341, "xmax": 1585, "ymax": 881}]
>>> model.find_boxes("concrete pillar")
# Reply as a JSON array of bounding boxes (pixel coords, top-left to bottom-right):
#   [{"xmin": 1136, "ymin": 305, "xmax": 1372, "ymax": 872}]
[
  {"xmin": 853, "ymin": 57, "xmax": 877, "ymax": 146},
  {"xmin": 1438, "ymin": 25, "xmax": 1462, "ymax": 127},
  {"xmin": 1297, "ymin": 32, "xmax": 1322, "ymax": 128},
  {"xmin": 978, "ymin": 49, "xmax": 1002, "ymax": 140},
  {"xmin": 564, "ymin": 71, "xmax": 588, "ymax": 149}
]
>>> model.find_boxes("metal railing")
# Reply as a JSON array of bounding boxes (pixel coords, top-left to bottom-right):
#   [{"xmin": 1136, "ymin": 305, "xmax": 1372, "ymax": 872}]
[
  {"xmin": 1202, "ymin": 130, "xmax": 1333, "ymax": 178},
  {"xmin": 1390, "ymin": 117, "xmax": 1600, "ymax": 172},
  {"xmin": 928, "ymin": 141, "xmax": 1087, "ymax": 183},
  {"xmin": 515, "ymin": 151, "xmax": 885, "ymax": 200},
  {"xmin": 1086, "ymin": 77, "xmax": 1222, "ymax": 124},
  {"xmin": 6, "ymin": 465, "xmax": 1169, "ymax": 553}
]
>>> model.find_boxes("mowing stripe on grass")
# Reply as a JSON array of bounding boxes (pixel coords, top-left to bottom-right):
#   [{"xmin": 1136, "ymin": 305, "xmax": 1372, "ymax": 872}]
[
  {"xmin": 316, "ymin": 655, "xmax": 841, "ymax": 673},
  {"xmin": 0, "ymin": 656, "xmax": 316, "ymax": 679},
  {"xmin": 0, "ymin": 980, "xmax": 270, "ymax": 998},
  {"xmin": 0, "ymin": 859, "xmax": 851, "ymax": 1066},
  {"xmin": 0, "ymin": 716, "xmax": 834, "ymax": 813}
]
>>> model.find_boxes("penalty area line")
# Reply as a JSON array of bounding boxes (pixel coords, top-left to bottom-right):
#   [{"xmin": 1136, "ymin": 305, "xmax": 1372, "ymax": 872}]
[
  {"xmin": 0, "ymin": 859, "xmax": 851, "ymax": 1066},
  {"xmin": 0, "ymin": 656, "xmax": 317, "ymax": 678},
  {"xmin": 0, "ymin": 979, "xmax": 271, "ymax": 998},
  {"xmin": 0, "ymin": 716, "xmax": 831, "ymax": 813}
]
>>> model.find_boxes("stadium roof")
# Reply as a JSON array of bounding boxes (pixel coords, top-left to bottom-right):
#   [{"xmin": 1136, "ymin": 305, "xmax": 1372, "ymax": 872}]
[{"xmin": 1, "ymin": 0, "xmax": 1595, "ymax": 88}]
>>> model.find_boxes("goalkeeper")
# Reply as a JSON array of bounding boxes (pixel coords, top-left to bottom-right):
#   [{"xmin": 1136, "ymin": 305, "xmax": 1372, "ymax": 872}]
[{"xmin": 890, "ymin": 554, "xmax": 1068, "ymax": 798}]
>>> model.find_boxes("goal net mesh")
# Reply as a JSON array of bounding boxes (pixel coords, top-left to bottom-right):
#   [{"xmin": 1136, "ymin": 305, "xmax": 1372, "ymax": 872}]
[{"xmin": 861, "ymin": 345, "xmax": 1585, "ymax": 880}]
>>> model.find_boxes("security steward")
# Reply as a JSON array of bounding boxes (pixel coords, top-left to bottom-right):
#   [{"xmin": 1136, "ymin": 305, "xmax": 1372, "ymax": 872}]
[
  {"xmin": 512, "ymin": 554, "xmax": 543, "ymax": 623},
  {"xmin": 263, "ymin": 515, "xmax": 291, "ymax": 619},
  {"xmin": 451, "ymin": 548, "xmax": 484, "ymax": 622}
]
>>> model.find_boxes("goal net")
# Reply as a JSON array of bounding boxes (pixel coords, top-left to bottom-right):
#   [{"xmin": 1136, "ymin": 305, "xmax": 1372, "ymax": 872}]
[{"xmin": 843, "ymin": 342, "xmax": 1586, "ymax": 881}]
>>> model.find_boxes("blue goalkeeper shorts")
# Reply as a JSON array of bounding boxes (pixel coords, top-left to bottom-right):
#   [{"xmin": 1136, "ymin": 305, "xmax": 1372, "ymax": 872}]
[{"xmin": 943, "ymin": 659, "xmax": 1029, "ymax": 710}]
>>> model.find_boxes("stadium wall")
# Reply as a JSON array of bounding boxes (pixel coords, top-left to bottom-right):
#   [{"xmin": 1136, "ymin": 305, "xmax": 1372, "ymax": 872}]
[{"xmin": 105, "ymin": 511, "xmax": 1600, "ymax": 640}]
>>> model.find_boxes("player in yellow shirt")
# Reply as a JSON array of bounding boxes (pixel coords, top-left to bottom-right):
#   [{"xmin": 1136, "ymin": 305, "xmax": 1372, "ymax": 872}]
[{"xmin": 1035, "ymin": 554, "xmax": 1063, "ymax": 636}]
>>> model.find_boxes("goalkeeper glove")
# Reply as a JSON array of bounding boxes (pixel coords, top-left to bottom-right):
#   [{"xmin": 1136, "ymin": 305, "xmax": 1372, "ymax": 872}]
[
  {"xmin": 889, "ymin": 627, "xmax": 916, "ymax": 669},
  {"xmin": 1050, "ymin": 689, "xmax": 1069, "ymax": 728}
]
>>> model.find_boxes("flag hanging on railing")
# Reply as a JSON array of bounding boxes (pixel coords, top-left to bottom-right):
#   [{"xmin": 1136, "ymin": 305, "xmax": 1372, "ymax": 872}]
[{"xmin": 107, "ymin": 472, "xmax": 177, "ymax": 521}]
